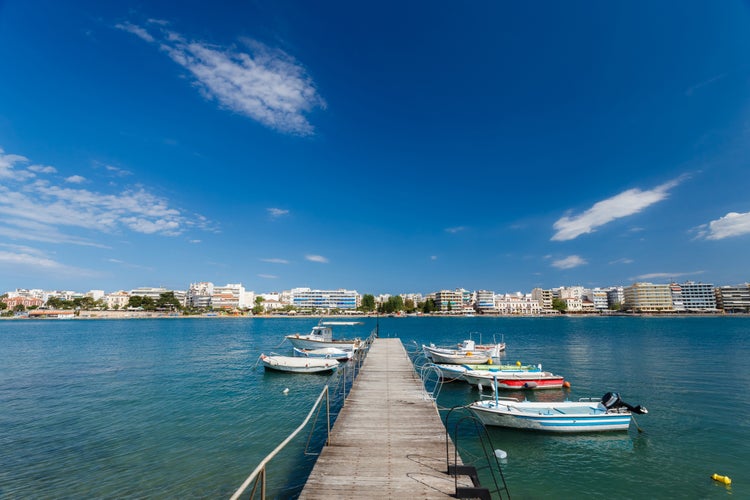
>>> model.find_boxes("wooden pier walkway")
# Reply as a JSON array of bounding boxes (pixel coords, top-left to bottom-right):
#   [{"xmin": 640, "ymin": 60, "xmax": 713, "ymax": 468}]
[{"xmin": 299, "ymin": 338, "xmax": 473, "ymax": 499}]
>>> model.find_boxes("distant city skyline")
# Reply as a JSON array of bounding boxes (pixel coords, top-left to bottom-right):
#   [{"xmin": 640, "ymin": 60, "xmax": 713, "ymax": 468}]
[{"xmin": 1, "ymin": 2, "xmax": 750, "ymax": 294}]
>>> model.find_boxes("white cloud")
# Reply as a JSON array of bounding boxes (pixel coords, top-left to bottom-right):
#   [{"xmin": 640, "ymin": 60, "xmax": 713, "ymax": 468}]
[
  {"xmin": 445, "ymin": 226, "xmax": 466, "ymax": 234},
  {"xmin": 551, "ymin": 255, "xmax": 587, "ymax": 269},
  {"xmin": 118, "ymin": 23, "xmax": 326, "ymax": 135},
  {"xmin": 261, "ymin": 258, "xmax": 289, "ymax": 264},
  {"xmin": 609, "ymin": 258, "xmax": 634, "ymax": 265},
  {"xmin": 267, "ymin": 207, "xmax": 289, "ymax": 218},
  {"xmin": 0, "ymin": 148, "xmax": 29, "ymax": 178},
  {"xmin": 65, "ymin": 175, "xmax": 86, "ymax": 184},
  {"xmin": 28, "ymin": 164, "xmax": 57, "ymax": 174},
  {"xmin": 631, "ymin": 271, "xmax": 704, "ymax": 281},
  {"xmin": 0, "ymin": 249, "xmax": 99, "ymax": 276},
  {"xmin": 695, "ymin": 211, "xmax": 750, "ymax": 240},
  {"xmin": 551, "ymin": 176, "xmax": 686, "ymax": 241},
  {"xmin": 0, "ymin": 147, "xmax": 212, "ymax": 245},
  {"xmin": 430, "ymin": 255, "xmax": 438, "ymax": 260},
  {"xmin": 305, "ymin": 254, "xmax": 329, "ymax": 263},
  {"xmin": 258, "ymin": 274, "xmax": 278, "ymax": 279}
]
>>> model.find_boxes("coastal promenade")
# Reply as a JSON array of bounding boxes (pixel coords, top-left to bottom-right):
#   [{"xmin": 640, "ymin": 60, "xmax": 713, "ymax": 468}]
[{"xmin": 299, "ymin": 337, "xmax": 473, "ymax": 499}]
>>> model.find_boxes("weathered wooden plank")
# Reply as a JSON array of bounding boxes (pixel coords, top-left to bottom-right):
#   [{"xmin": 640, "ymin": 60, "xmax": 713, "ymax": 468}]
[{"xmin": 299, "ymin": 338, "xmax": 469, "ymax": 499}]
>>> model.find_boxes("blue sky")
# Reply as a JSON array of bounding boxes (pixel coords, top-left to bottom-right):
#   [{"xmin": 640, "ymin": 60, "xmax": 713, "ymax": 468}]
[{"xmin": 1, "ymin": 1, "xmax": 749, "ymax": 295}]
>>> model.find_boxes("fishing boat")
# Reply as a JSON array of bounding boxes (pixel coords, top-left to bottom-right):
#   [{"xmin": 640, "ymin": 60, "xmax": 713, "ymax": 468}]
[
  {"xmin": 285, "ymin": 321, "xmax": 363, "ymax": 351},
  {"xmin": 259, "ymin": 354, "xmax": 339, "ymax": 374},
  {"xmin": 469, "ymin": 392, "xmax": 648, "ymax": 433},
  {"xmin": 462, "ymin": 367, "xmax": 566, "ymax": 390},
  {"xmin": 293, "ymin": 346, "xmax": 353, "ymax": 361},
  {"xmin": 431, "ymin": 362, "xmax": 539, "ymax": 380}
]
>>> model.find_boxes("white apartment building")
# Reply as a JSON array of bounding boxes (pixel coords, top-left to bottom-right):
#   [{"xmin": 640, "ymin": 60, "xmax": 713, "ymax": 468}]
[
  {"xmin": 531, "ymin": 288, "xmax": 554, "ymax": 312},
  {"xmin": 624, "ymin": 283, "xmax": 674, "ymax": 313},
  {"xmin": 129, "ymin": 287, "xmax": 169, "ymax": 299},
  {"xmin": 186, "ymin": 282, "xmax": 213, "ymax": 308},
  {"xmin": 290, "ymin": 288, "xmax": 359, "ymax": 311},
  {"xmin": 679, "ymin": 282, "xmax": 717, "ymax": 312},
  {"xmin": 715, "ymin": 284, "xmax": 750, "ymax": 313},
  {"xmin": 212, "ymin": 283, "xmax": 247, "ymax": 310},
  {"xmin": 475, "ymin": 290, "xmax": 496, "ymax": 313},
  {"xmin": 104, "ymin": 291, "xmax": 130, "ymax": 309}
]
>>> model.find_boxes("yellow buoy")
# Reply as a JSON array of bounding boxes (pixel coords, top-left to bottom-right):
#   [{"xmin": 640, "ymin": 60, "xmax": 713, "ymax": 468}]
[
  {"xmin": 487, "ymin": 359, "xmax": 493, "ymax": 365},
  {"xmin": 516, "ymin": 361, "xmax": 521, "ymax": 367},
  {"xmin": 712, "ymin": 473, "xmax": 731, "ymax": 485}
]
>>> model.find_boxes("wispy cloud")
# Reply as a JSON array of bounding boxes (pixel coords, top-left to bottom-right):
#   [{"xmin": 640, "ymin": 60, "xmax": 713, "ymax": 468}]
[
  {"xmin": 65, "ymin": 175, "xmax": 86, "ymax": 184},
  {"xmin": 551, "ymin": 255, "xmax": 587, "ymax": 269},
  {"xmin": 258, "ymin": 274, "xmax": 278, "ymax": 279},
  {"xmin": 551, "ymin": 176, "xmax": 687, "ymax": 241},
  {"xmin": 694, "ymin": 211, "xmax": 750, "ymax": 240},
  {"xmin": 267, "ymin": 207, "xmax": 289, "ymax": 218},
  {"xmin": 305, "ymin": 254, "xmax": 329, "ymax": 263},
  {"xmin": 260, "ymin": 258, "xmax": 289, "ymax": 264},
  {"xmin": 0, "ymin": 146, "xmax": 212, "ymax": 245},
  {"xmin": 609, "ymin": 258, "xmax": 634, "ymax": 265},
  {"xmin": 116, "ymin": 22, "xmax": 326, "ymax": 135},
  {"xmin": 445, "ymin": 226, "xmax": 466, "ymax": 234},
  {"xmin": 106, "ymin": 258, "xmax": 154, "ymax": 271},
  {"xmin": 0, "ymin": 248, "xmax": 99, "ymax": 276},
  {"xmin": 631, "ymin": 271, "xmax": 704, "ymax": 281},
  {"xmin": 685, "ymin": 73, "xmax": 727, "ymax": 96},
  {"xmin": 430, "ymin": 255, "xmax": 438, "ymax": 261}
]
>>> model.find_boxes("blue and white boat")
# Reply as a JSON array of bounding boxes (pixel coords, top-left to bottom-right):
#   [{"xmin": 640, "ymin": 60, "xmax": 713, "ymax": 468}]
[{"xmin": 469, "ymin": 392, "xmax": 647, "ymax": 433}]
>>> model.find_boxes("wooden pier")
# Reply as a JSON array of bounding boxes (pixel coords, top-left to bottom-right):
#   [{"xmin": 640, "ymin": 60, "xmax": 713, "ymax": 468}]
[{"xmin": 299, "ymin": 338, "xmax": 474, "ymax": 499}]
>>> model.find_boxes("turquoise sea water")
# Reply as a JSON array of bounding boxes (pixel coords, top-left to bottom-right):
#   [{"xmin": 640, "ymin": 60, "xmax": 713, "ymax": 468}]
[{"xmin": 1, "ymin": 316, "xmax": 748, "ymax": 499}]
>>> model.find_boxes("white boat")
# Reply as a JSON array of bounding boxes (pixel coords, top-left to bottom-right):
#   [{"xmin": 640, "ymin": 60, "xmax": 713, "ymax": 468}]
[
  {"xmin": 422, "ymin": 341, "xmax": 492, "ymax": 364},
  {"xmin": 259, "ymin": 354, "xmax": 339, "ymax": 374},
  {"xmin": 422, "ymin": 339, "xmax": 505, "ymax": 364},
  {"xmin": 469, "ymin": 392, "xmax": 648, "ymax": 433},
  {"xmin": 462, "ymin": 367, "xmax": 566, "ymax": 390},
  {"xmin": 293, "ymin": 346, "xmax": 353, "ymax": 361},
  {"xmin": 285, "ymin": 321, "xmax": 363, "ymax": 351}
]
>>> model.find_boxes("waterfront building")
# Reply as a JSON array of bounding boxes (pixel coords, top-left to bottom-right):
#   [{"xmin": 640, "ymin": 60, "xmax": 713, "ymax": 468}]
[
  {"xmin": 679, "ymin": 282, "xmax": 717, "ymax": 312},
  {"xmin": 104, "ymin": 291, "xmax": 130, "ymax": 310},
  {"xmin": 584, "ymin": 288, "xmax": 610, "ymax": 310},
  {"xmin": 715, "ymin": 284, "xmax": 750, "ymax": 313},
  {"xmin": 433, "ymin": 289, "xmax": 463, "ymax": 313},
  {"xmin": 289, "ymin": 287, "xmax": 359, "ymax": 311},
  {"xmin": 186, "ymin": 282, "xmax": 213, "ymax": 308},
  {"xmin": 495, "ymin": 293, "xmax": 542, "ymax": 315},
  {"xmin": 86, "ymin": 290, "xmax": 105, "ymax": 301},
  {"xmin": 531, "ymin": 288, "xmax": 554, "ymax": 312},
  {"xmin": 623, "ymin": 283, "xmax": 674, "ymax": 313},
  {"xmin": 2, "ymin": 296, "xmax": 45, "ymax": 309},
  {"xmin": 475, "ymin": 290, "xmax": 496, "ymax": 313},
  {"xmin": 563, "ymin": 296, "xmax": 583, "ymax": 312},
  {"xmin": 212, "ymin": 283, "xmax": 247, "ymax": 310},
  {"xmin": 129, "ymin": 287, "xmax": 169, "ymax": 300},
  {"xmin": 669, "ymin": 283, "xmax": 686, "ymax": 312},
  {"xmin": 606, "ymin": 287, "xmax": 625, "ymax": 309}
]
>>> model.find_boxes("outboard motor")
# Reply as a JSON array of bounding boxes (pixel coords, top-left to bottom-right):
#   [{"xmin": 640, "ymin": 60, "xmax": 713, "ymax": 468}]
[{"xmin": 601, "ymin": 392, "xmax": 648, "ymax": 414}]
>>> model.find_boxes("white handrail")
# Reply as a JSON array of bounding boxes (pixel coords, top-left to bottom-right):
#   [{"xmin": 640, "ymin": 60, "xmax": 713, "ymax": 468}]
[{"xmin": 230, "ymin": 386, "xmax": 330, "ymax": 500}]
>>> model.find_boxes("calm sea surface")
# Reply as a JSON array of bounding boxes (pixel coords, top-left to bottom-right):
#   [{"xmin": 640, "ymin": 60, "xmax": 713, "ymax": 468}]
[{"xmin": 1, "ymin": 316, "xmax": 748, "ymax": 499}]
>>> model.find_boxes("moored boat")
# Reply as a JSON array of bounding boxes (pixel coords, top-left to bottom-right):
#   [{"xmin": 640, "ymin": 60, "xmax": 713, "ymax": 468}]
[
  {"xmin": 469, "ymin": 392, "xmax": 648, "ymax": 433},
  {"xmin": 423, "ymin": 345, "xmax": 492, "ymax": 364},
  {"xmin": 462, "ymin": 368, "xmax": 565, "ymax": 390},
  {"xmin": 293, "ymin": 346, "xmax": 353, "ymax": 361},
  {"xmin": 285, "ymin": 321, "xmax": 363, "ymax": 351},
  {"xmin": 423, "ymin": 338, "xmax": 505, "ymax": 363},
  {"xmin": 259, "ymin": 353, "xmax": 339, "ymax": 374}
]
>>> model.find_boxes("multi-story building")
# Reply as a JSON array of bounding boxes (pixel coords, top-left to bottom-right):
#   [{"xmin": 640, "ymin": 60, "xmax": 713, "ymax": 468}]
[
  {"xmin": 495, "ymin": 293, "xmax": 542, "ymax": 315},
  {"xmin": 1, "ymin": 296, "xmax": 44, "ymax": 309},
  {"xmin": 212, "ymin": 283, "xmax": 247, "ymax": 310},
  {"xmin": 433, "ymin": 289, "xmax": 463, "ymax": 313},
  {"xmin": 715, "ymin": 284, "xmax": 750, "ymax": 313},
  {"xmin": 669, "ymin": 283, "xmax": 686, "ymax": 312},
  {"xmin": 531, "ymin": 288, "xmax": 554, "ymax": 312},
  {"xmin": 623, "ymin": 283, "xmax": 674, "ymax": 313},
  {"xmin": 679, "ymin": 282, "xmax": 717, "ymax": 312},
  {"xmin": 129, "ymin": 287, "xmax": 169, "ymax": 300},
  {"xmin": 104, "ymin": 291, "xmax": 130, "ymax": 310},
  {"xmin": 186, "ymin": 282, "xmax": 213, "ymax": 308},
  {"xmin": 475, "ymin": 290, "xmax": 496, "ymax": 313},
  {"xmin": 606, "ymin": 287, "xmax": 624, "ymax": 309},
  {"xmin": 290, "ymin": 288, "xmax": 359, "ymax": 311},
  {"xmin": 585, "ymin": 288, "xmax": 610, "ymax": 310}
]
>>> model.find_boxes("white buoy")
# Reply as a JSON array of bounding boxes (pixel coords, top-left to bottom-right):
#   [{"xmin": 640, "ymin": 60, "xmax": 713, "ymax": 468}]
[
  {"xmin": 494, "ymin": 449, "xmax": 508, "ymax": 459},
  {"xmin": 282, "ymin": 388, "xmax": 289, "ymax": 394},
  {"xmin": 477, "ymin": 383, "xmax": 484, "ymax": 391}
]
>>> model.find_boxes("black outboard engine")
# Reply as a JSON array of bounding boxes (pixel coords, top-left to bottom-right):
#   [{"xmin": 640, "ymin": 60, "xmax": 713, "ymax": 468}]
[{"xmin": 601, "ymin": 392, "xmax": 648, "ymax": 414}]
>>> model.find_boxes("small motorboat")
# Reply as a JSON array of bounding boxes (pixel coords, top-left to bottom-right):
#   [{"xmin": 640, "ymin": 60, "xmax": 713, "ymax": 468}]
[
  {"xmin": 462, "ymin": 367, "xmax": 566, "ymax": 390},
  {"xmin": 423, "ymin": 338, "xmax": 505, "ymax": 364},
  {"xmin": 469, "ymin": 392, "xmax": 648, "ymax": 433},
  {"xmin": 259, "ymin": 354, "xmax": 338, "ymax": 374},
  {"xmin": 293, "ymin": 346, "xmax": 353, "ymax": 361},
  {"xmin": 285, "ymin": 321, "xmax": 362, "ymax": 351}
]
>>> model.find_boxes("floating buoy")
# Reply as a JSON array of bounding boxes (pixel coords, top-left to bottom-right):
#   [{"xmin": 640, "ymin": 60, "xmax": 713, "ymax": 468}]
[
  {"xmin": 516, "ymin": 361, "xmax": 521, "ymax": 367},
  {"xmin": 282, "ymin": 388, "xmax": 290, "ymax": 395},
  {"xmin": 712, "ymin": 473, "xmax": 731, "ymax": 485},
  {"xmin": 563, "ymin": 381, "xmax": 571, "ymax": 389},
  {"xmin": 487, "ymin": 359, "xmax": 493, "ymax": 365},
  {"xmin": 494, "ymin": 449, "xmax": 508, "ymax": 459}
]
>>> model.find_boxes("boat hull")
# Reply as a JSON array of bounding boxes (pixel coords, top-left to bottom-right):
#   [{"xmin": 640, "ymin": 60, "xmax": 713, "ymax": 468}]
[
  {"xmin": 469, "ymin": 401, "xmax": 632, "ymax": 432},
  {"xmin": 462, "ymin": 372, "xmax": 565, "ymax": 390},
  {"xmin": 260, "ymin": 354, "xmax": 338, "ymax": 374},
  {"xmin": 286, "ymin": 335, "xmax": 359, "ymax": 351}
]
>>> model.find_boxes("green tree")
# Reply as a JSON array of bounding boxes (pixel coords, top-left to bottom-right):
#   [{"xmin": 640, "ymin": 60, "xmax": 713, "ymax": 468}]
[
  {"xmin": 360, "ymin": 294, "xmax": 376, "ymax": 313},
  {"xmin": 156, "ymin": 292, "xmax": 181, "ymax": 311},
  {"xmin": 404, "ymin": 298, "xmax": 416, "ymax": 313},
  {"xmin": 380, "ymin": 295, "xmax": 404, "ymax": 314},
  {"xmin": 252, "ymin": 296, "xmax": 265, "ymax": 315},
  {"xmin": 0, "ymin": 300, "xmax": 7, "ymax": 311},
  {"xmin": 14, "ymin": 304, "xmax": 25, "ymax": 312},
  {"xmin": 552, "ymin": 298, "xmax": 567, "ymax": 312},
  {"xmin": 420, "ymin": 298, "xmax": 437, "ymax": 314}
]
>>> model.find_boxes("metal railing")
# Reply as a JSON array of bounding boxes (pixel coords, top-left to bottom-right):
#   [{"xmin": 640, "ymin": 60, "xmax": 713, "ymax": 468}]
[{"xmin": 229, "ymin": 386, "xmax": 330, "ymax": 500}]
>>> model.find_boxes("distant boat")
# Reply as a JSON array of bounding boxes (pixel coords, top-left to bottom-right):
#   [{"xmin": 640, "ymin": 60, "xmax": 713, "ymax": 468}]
[
  {"xmin": 285, "ymin": 321, "xmax": 363, "ymax": 351},
  {"xmin": 469, "ymin": 392, "xmax": 648, "ymax": 433},
  {"xmin": 259, "ymin": 354, "xmax": 338, "ymax": 374},
  {"xmin": 293, "ymin": 346, "xmax": 353, "ymax": 361}
]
